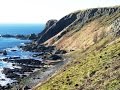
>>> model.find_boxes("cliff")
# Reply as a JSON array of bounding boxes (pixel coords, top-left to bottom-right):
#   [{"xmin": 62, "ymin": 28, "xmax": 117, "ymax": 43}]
[
  {"xmin": 44, "ymin": 7, "xmax": 120, "ymax": 50},
  {"xmin": 37, "ymin": 13, "xmax": 78, "ymax": 44},
  {"xmin": 37, "ymin": 19, "xmax": 57, "ymax": 37},
  {"xmin": 35, "ymin": 6, "xmax": 120, "ymax": 90}
]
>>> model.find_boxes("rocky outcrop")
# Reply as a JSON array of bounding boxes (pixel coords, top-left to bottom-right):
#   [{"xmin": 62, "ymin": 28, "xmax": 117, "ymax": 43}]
[
  {"xmin": 28, "ymin": 33, "xmax": 37, "ymax": 40},
  {"xmin": 2, "ymin": 34, "xmax": 28, "ymax": 39},
  {"xmin": 38, "ymin": 19, "xmax": 58, "ymax": 37},
  {"xmin": 109, "ymin": 17, "xmax": 120, "ymax": 36},
  {"xmin": 37, "ymin": 13, "xmax": 78, "ymax": 44}
]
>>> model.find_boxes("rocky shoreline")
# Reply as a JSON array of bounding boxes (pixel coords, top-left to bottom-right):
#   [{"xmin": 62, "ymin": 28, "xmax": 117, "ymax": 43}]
[
  {"xmin": 0, "ymin": 41, "xmax": 67, "ymax": 90},
  {"xmin": 0, "ymin": 19, "xmax": 68, "ymax": 90},
  {"xmin": 1, "ymin": 33, "xmax": 38, "ymax": 40}
]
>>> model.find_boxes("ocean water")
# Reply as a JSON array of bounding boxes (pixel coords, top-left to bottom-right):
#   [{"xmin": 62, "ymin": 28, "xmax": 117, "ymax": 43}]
[
  {"xmin": 0, "ymin": 37, "xmax": 30, "ymax": 50},
  {"xmin": 0, "ymin": 24, "xmax": 45, "ymax": 59},
  {"xmin": 0, "ymin": 24, "xmax": 45, "ymax": 49},
  {"xmin": 0, "ymin": 24, "xmax": 45, "ymax": 86},
  {"xmin": 0, "ymin": 24, "xmax": 45, "ymax": 35}
]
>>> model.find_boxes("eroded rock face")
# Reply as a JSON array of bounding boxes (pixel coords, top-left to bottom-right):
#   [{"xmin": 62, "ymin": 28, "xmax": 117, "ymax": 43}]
[
  {"xmin": 44, "ymin": 20, "xmax": 58, "ymax": 31},
  {"xmin": 37, "ymin": 19, "xmax": 58, "ymax": 37},
  {"xmin": 37, "ymin": 13, "xmax": 78, "ymax": 44},
  {"xmin": 109, "ymin": 17, "xmax": 120, "ymax": 36},
  {"xmin": 36, "ymin": 7, "xmax": 120, "ymax": 45},
  {"xmin": 52, "ymin": 7, "xmax": 120, "ymax": 42}
]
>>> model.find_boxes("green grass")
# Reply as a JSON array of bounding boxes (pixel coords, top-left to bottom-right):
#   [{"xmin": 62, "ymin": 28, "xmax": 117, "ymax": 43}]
[{"xmin": 36, "ymin": 37, "xmax": 120, "ymax": 90}]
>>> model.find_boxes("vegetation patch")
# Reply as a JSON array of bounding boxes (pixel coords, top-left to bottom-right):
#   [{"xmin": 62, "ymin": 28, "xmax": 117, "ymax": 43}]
[{"xmin": 36, "ymin": 36, "xmax": 120, "ymax": 90}]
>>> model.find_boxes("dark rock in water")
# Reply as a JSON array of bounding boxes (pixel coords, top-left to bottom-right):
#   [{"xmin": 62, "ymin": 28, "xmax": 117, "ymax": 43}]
[
  {"xmin": 2, "ymin": 58, "xmax": 9, "ymax": 61},
  {"xmin": 11, "ymin": 49, "xmax": 17, "ymax": 52},
  {"xmin": 3, "ymin": 50, "xmax": 7, "ymax": 55},
  {"xmin": 6, "ymin": 73, "xmax": 20, "ymax": 79},
  {"xmin": 8, "ymin": 59, "xmax": 42, "ymax": 66},
  {"xmin": 21, "ymin": 43, "xmax": 37, "ymax": 51},
  {"xmin": 2, "ymin": 68, "xmax": 13, "ymax": 74},
  {"xmin": 2, "ymin": 68, "xmax": 20, "ymax": 79},
  {"xmin": 12, "ymin": 68, "xmax": 21, "ymax": 72},
  {"xmin": 21, "ymin": 43, "xmax": 56, "ymax": 54},
  {"xmin": 0, "ymin": 50, "xmax": 7, "ymax": 55},
  {"xmin": 2, "ymin": 34, "xmax": 15, "ymax": 38},
  {"xmin": 9, "ymin": 56, "xmax": 20, "ymax": 59},
  {"xmin": 12, "ymin": 63, "xmax": 16, "ymax": 66},
  {"xmin": 49, "ymin": 54, "xmax": 62, "ymax": 60},
  {"xmin": 2, "ymin": 34, "xmax": 28, "ymax": 40},
  {"xmin": 0, "ymin": 79, "xmax": 6, "ymax": 81},
  {"xmin": 2, "ymin": 68, "xmax": 20, "ymax": 78},
  {"xmin": 20, "ymin": 66, "xmax": 34, "ymax": 73}
]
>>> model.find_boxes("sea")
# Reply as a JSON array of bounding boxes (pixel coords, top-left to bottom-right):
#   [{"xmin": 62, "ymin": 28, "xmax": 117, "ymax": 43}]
[
  {"xmin": 0, "ymin": 24, "xmax": 45, "ymax": 86},
  {"xmin": 0, "ymin": 24, "xmax": 45, "ymax": 35}
]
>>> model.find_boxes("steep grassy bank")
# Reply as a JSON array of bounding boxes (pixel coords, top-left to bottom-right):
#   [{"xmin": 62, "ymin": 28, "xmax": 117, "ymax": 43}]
[{"xmin": 36, "ymin": 35, "xmax": 120, "ymax": 90}]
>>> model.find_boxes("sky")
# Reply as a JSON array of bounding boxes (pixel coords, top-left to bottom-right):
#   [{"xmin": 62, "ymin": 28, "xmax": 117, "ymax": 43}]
[{"xmin": 0, "ymin": 0, "xmax": 120, "ymax": 24}]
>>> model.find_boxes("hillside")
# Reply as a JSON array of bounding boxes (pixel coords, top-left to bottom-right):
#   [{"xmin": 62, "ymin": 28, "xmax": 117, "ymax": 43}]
[{"xmin": 35, "ymin": 6, "xmax": 120, "ymax": 90}]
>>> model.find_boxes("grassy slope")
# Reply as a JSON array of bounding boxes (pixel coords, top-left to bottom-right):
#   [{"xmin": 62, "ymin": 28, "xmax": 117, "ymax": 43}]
[
  {"xmin": 35, "ymin": 9, "xmax": 120, "ymax": 90},
  {"xmin": 36, "ymin": 37, "xmax": 120, "ymax": 90}
]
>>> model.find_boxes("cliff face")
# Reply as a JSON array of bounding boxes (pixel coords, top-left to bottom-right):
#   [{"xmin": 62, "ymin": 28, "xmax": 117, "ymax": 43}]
[
  {"xmin": 37, "ymin": 7, "xmax": 120, "ymax": 46},
  {"xmin": 35, "ymin": 6, "xmax": 120, "ymax": 90},
  {"xmin": 37, "ymin": 19, "xmax": 57, "ymax": 37},
  {"xmin": 43, "ymin": 7, "xmax": 120, "ymax": 50},
  {"xmin": 37, "ymin": 12, "xmax": 78, "ymax": 44}
]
